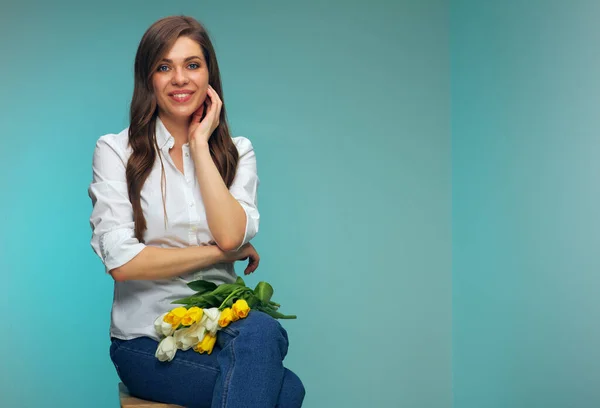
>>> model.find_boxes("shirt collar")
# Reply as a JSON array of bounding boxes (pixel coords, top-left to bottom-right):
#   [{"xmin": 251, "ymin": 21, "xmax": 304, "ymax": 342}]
[{"xmin": 155, "ymin": 116, "xmax": 175, "ymax": 150}]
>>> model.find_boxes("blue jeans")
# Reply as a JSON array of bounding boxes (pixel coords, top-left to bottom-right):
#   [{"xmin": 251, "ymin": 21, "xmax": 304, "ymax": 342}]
[{"xmin": 110, "ymin": 310, "xmax": 305, "ymax": 408}]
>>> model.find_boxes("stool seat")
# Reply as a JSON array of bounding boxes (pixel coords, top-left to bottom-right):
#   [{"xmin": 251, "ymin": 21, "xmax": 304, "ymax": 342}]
[{"xmin": 119, "ymin": 382, "xmax": 184, "ymax": 408}]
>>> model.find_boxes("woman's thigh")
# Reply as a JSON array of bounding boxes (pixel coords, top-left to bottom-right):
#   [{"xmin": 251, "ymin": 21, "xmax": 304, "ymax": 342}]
[{"xmin": 110, "ymin": 336, "xmax": 221, "ymax": 408}]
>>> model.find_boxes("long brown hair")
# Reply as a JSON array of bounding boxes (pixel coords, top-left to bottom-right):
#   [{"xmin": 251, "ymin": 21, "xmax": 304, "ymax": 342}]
[{"xmin": 127, "ymin": 16, "xmax": 239, "ymax": 242}]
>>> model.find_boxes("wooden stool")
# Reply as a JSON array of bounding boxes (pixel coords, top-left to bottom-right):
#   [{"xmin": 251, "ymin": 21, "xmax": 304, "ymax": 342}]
[{"xmin": 119, "ymin": 382, "xmax": 184, "ymax": 408}]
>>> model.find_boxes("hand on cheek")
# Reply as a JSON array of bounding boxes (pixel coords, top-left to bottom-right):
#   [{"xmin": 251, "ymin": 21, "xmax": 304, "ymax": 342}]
[{"xmin": 189, "ymin": 85, "xmax": 222, "ymax": 149}]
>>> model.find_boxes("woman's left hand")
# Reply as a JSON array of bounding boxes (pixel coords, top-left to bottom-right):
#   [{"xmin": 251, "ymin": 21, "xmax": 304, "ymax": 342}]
[{"xmin": 189, "ymin": 84, "xmax": 222, "ymax": 149}]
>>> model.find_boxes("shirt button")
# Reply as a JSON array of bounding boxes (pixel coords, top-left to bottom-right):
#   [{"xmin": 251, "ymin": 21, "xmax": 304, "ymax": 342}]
[
  {"xmin": 185, "ymin": 152, "xmax": 189, "ymax": 157},
  {"xmin": 190, "ymin": 202, "xmax": 194, "ymax": 207}
]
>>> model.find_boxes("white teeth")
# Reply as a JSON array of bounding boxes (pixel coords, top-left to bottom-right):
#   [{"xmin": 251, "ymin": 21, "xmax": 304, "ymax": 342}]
[{"xmin": 173, "ymin": 94, "xmax": 190, "ymax": 98}]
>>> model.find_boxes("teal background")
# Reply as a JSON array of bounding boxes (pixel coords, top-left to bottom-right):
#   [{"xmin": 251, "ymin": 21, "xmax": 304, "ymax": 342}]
[
  {"xmin": 1, "ymin": 1, "xmax": 451, "ymax": 407},
  {"xmin": 451, "ymin": 1, "xmax": 600, "ymax": 407},
  {"xmin": 6, "ymin": 1, "xmax": 600, "ymax": 408}
]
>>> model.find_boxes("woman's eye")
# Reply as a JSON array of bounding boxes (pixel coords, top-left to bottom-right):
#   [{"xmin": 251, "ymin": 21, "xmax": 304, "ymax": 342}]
[
  {"xmin": 157, "ymin": 65, "xmax": 169, "ymax": 72},
  {"xmin": 188, "ymin": 63, "xmax": 200, "ymax": 69}
]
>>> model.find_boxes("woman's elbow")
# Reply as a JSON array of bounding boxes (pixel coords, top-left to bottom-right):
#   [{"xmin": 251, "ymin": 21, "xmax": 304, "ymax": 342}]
[
  {"xmin": 216, "ymin": 235, "xmax": 245, "ymax": 252},
  {"xmin": 217, "ymin": 240, "xmax": 241, "ymax": 252},
  {"xmin": 109, "ymin": 266, "xmax": 128, "ymax": 282},
  {"xmin": 108, "ymin": 248, "xmax": 147, "ymax": 281}
]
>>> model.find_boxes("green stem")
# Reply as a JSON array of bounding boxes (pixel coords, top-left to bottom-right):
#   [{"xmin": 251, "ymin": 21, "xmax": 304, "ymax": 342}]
[{"xmin": 219, "ymin": 288, "xmax": 245, "ymax": 310}]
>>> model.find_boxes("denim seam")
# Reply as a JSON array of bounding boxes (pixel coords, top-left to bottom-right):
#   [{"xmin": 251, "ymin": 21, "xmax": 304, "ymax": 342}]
[
  {"xmin": 220, "ymin": 337, "xmax": 237, "ymax": 408},
  {"xmin": 221, "ymin": 326, "xmax": 240, "ymax": 336},
  {"xmin": 117, "ymin": 345, "xmax": 220, "ymax": 374}
]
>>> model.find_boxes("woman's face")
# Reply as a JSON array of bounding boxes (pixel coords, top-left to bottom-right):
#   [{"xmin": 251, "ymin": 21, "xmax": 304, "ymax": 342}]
[{"xmin": 152, "ymin": 36, "xmax": 209, "ymax": 121}]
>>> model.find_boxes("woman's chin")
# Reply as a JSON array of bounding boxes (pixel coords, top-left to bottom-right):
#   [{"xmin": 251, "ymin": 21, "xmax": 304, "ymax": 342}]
[{"xmin": 163, "ymin": 108, "xmax": 195, "ymax": 121}]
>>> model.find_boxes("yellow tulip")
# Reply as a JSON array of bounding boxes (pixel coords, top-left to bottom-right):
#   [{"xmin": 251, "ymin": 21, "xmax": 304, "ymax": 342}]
[
  {"xmin": 218, "ymin": 308, "xmax": 234, "ymax": 327},
  {"xmin": 181, "ymin": 307, "xmax": 204, "ymax": 326},
  {"xmin": 232, "ymin": 299, "xmax": 250, "ymax": 319},
  {"xmin": 163, "ymin": 307, "xmax": 188, "ymax": 328},
  {"xmin": 195, "ymin": 333, "xmax": 217, "ymax": 355}
]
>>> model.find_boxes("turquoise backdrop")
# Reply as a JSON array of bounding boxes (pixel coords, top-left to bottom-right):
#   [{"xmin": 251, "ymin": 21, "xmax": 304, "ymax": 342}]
[
  {"xmin": 1, "ymin": 1, "xmax": 451, "ymax": 407},
  {"xmin": 452, "ymin": 1, "xmax": 600, "ymax": 407}
]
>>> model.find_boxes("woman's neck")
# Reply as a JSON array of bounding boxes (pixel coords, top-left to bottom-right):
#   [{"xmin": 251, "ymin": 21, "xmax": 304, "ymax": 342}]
[{"xmin": 159, "ymin": 113, "xmax": 191, "ymax": 147}]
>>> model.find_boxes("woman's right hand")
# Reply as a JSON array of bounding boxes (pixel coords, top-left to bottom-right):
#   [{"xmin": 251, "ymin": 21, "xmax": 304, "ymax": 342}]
[{"xmin": 221, "ymin": 243, "xmax": 260, "ymax": 275}]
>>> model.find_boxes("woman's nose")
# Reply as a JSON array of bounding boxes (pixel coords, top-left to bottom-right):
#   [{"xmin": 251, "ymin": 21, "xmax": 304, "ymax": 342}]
[{"xmin": 171, "ymin": 67, "xmax": 189, "ymax": 85}]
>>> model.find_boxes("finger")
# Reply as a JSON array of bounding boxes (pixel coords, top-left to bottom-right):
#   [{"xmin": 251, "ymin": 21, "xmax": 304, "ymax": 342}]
[
  {"xmin": 213, "ymin": 90, "xmax": 223, "ymax": 114},
  {"xmin": 201, "ymin": 99, "xmax": 214, "ymax": 123},
  {"xmin": 192, "ymin": 103, "xmax": 205, "ymax": 122},
  {"xmin": 250, "ymin": 253, "xmax": 260, "ymax": 272},
  {"xmin": 207, "ymin": 86, "xmax": 222, "ymax": 114},
  {"xmin": 207, "ymin": 90, "xmax": 219, "ymax": 120},
  {"xmin": 244, "ymin": 254, "xmax": 259, "ymax": 275},
  {"xmin": 209, "ymin": 85, "xmax": 222, "ymax": 104},
  {"xmin": 213, "ymin": 101, "xmax": 222, "ymax": 126},
  {"xmin": 200, "ymin": 101, "xmax": 208, "ymax": 122}
]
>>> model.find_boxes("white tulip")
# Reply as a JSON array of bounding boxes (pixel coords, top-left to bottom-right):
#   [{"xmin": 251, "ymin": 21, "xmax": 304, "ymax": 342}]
[
  {"xmin": 174, "ymin": 322, "xmax": 206, "ymax": 351},
  {"xmin": 154, "ymin": 312, "xmax": 175, "ymax": 337},
  {"xmin": 155, "ymin": 336, "xmax": 177, "ymax": 362},
  {"xmin": 203, "ymin": 307, "xmax": 221, "ymax": 334}
]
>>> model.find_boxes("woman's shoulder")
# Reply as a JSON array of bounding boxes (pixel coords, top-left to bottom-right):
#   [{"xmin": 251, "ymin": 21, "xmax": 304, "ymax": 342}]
[
  {"xmin": 231, "ymin": 136, "xmax": 255, "ymax": 157},
  {"xmin": 93, "ymin": 126, "xmax": 131, "ymax": 158}
]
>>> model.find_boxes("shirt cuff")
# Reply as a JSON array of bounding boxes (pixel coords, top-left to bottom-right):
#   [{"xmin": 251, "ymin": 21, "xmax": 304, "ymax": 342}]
[
  {"xmin": 100, "ymin": 228, "xmax": 146, "ymax": 272},
  {"xmin": 233, "ymin": 202, "xmax": 259, "ymax": 251}
]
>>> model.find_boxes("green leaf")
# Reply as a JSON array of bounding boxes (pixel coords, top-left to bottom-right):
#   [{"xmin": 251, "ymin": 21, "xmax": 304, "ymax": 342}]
[
  {"xmin": 202, "ymin": 293, "xmax": 226, "ymax": 305},
  {"xmin": 259, "ymin": 308, "xmax": 297, "ymax": 319},
  {"xmin": 183, "ymin": 299, "xmax": 212, "ymax": 308},
  {"xmin": 235, "ymin": 276, "xmax": 246, "ymax": 287},
  {"xmin": 212, "ymin": 283, "xmax": 243, "ymax": 296},
  {"xmin": 254, "ymin": 282, "xmax": 274, "ymax": 304},
  {"xmin": 186, "ymin": 280, "xmax": 218, "ymax": 293},
  {"xmin": 238, "ymin": 290, "xmax": 258, "ymax": 307},
  {"xmin": 247, "ymin": 297, "xmax": 260, "ymax": 308},
  {"xmin": 223, "ymin": 297, "xmax": 237, "ymax": 308},
  {"xmin": 171, "ymin": 294, "xmax": 207, "ymax": 305}
]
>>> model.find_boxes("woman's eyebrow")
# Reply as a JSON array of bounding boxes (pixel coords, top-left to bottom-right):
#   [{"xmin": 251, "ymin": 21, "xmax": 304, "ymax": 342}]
[{"xmin": 161, "ymin": 56, "xmax": 203, "ymax": 63}]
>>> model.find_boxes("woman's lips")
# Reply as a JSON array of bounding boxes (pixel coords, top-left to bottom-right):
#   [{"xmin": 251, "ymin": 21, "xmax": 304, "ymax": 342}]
[{"xmin": 169, "ymin": 92, "xmax": 194, "ymax": 103}]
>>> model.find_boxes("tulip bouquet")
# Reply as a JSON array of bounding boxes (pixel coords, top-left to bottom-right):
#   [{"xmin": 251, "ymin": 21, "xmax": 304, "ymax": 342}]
[{"xmin": 154, "ymin": 276, "xmax": 295, "ymax": 362}]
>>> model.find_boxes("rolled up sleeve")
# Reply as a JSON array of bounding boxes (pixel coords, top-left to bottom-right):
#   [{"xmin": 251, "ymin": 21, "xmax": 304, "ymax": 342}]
[
  {"xmin": 230, "ymin": 137, "xmax": 260, "ymax": 250},
  {"xmin": 88, "ymin": 136, "xmax": 146, "ymax": 272}
]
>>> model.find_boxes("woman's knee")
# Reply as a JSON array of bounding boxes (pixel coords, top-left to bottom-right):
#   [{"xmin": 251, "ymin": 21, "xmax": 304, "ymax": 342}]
[
  {"xmin": 279, "ymin": 368, "xmax": 306, "ymax": 408},
  {"xmin": 243, "ymin": 310, "xmax": 289, "ymax": 339},
  {"xmin": 236, "ymin": 310, "xmax": 290, "ymax": 356}
]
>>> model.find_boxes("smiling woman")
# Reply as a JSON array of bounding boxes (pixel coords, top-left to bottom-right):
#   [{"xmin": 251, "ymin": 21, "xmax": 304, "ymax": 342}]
[
  {"xmin": 152, "ymin": 37, "xmax": 210, "ymax": 126},
  {"xmin": 87, "ymin": 15, "xmax": 305, "ymax": 408}
]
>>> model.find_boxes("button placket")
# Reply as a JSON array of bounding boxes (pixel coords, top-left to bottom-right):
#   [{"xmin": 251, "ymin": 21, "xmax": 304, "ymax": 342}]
[
  {"xmin": 183, "ymin": 146, "xmax": 193, "ymax": 184},
  {"xmin": 185, "ymin": 155, "xmax": 199, "ymax": 245},
  {"xmin": 182, "ymin": 144, "xmax": 199, "ymax": 245},
  {"xmin": 186, "ymin": 194, "xmax": 198, "ymax": 245}
]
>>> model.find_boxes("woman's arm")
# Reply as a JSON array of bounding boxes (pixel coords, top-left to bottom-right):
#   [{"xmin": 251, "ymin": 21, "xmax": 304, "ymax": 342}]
[
  {"xmin": 110, "ymin": 245, "xmax": 223, "ymax": 281},
  {"xmin": 189, "ymin": 86, "xmax": 260, "ymax": 252},
  {"xmin": 192, "ymin": 143, "xmax": 247, "ymax": 251},
  {"xmin": 89, "ymin": 134, "xmax": 259, "ymax": 283},
  {"xmin": 110, "ymin": 243, "xmax": 260, "ymax": 281}
]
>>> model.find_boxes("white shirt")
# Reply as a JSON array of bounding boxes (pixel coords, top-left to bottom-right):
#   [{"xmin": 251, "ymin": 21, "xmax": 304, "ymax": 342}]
[{"xmin": 88, "ymin": 117, "xmax": 260, "ymax": 340}]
